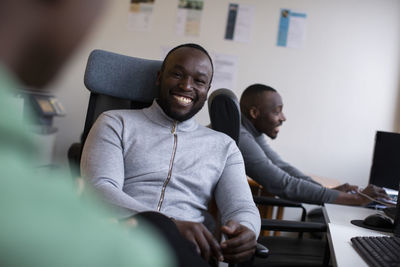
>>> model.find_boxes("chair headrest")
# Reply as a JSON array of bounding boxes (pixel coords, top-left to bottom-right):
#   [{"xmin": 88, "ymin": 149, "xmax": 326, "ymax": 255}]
[
  {"xmin": 84, "ymin": 49, "xmax": 162, "ymax": 103},
  {"xmin": 208, "ymin": 88, "xmax": 240, "ymax": 114},
  {"xmin": 208, "ymin": 88, "xmax": 241, "ymax": 144}
]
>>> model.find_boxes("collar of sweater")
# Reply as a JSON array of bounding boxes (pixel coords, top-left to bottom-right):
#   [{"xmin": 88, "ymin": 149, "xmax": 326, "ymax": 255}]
[
  {"xmin": 241, "ymin": 114, "xmax": 262, "ymax": 137},
  {"xmin": 143, "ymin": 100, "xmax": 199, "ymax": 132}
]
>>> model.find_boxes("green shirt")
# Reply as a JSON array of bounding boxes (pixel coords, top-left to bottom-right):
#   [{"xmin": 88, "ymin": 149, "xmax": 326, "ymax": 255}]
[{"xmin": 0, "ymin": 65, "xmax": 175, "ymax": 267}]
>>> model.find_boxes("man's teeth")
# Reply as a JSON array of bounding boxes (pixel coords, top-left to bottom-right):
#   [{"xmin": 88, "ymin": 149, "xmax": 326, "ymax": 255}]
[{"xmin": 175, "ymin": 95, "xmax": 192, "ymax": 104}]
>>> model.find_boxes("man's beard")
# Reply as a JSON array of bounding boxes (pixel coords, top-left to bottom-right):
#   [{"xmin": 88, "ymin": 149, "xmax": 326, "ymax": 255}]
[{"xmin": 158, "ymin": 98, "xmax": 205, "ymax": 122}]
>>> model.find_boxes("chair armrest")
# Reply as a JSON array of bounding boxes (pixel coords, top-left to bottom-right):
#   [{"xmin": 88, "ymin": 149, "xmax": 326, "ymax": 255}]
[
  {"xmin": 255, "ymin": 242, "xmax": 269, "ymax": 258},
  {"xmin": 228, "ymin": 243, "xmax": 269, "ymax": 267},
  {"xmin": 261, "ymin": 219, "xmax": 327, "ymax": 233},
  {"xmin": 253, "ymin": 196, "xmax": 302, "ymax": 208},
  {"xmin": 253, "ymin": 196, "xmax": 307, "ymax": 221},
  {"xmin": 67, "ymin": 142, "xmax": 82, "ymax": 178}
]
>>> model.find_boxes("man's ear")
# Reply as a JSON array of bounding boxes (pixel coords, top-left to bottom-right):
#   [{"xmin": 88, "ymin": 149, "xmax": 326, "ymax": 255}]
[{"xmin": 249, "ymin": 106, "xmax": 259, "ymax": 120}]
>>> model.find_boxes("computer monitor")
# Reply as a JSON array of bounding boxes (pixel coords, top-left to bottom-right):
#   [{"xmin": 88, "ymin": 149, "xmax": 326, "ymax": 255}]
[{"xmin": 369, "ymin": 131, "xmax": 400, "ymax": 191}]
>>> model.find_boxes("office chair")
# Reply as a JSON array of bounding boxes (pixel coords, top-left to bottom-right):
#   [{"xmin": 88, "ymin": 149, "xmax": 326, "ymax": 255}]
[
  {"xmin": 208, "ymin": 88, "xmax": 330, "ymax": 267},
  {"xmin": 67, "ymin": 49, "xmax": 268, "ymax": 266},
  {"xmin": 67, "ymin": 49, "xmax": 161, "ymax": 172}
]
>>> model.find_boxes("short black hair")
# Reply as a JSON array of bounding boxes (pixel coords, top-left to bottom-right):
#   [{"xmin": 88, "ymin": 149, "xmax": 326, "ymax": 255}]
[
  {"xmin": 161, "ymin": 43, "xmax": 214, "ymax": 83},
  {"xmin": 240, "ymin": 83, "xmax": 277, "ymax": 113}
]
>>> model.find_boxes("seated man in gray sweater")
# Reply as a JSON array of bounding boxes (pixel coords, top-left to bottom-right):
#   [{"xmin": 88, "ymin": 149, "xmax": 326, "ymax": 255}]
[
  {"xmin": 81, "ymin": 44, "xmax": 261, "ymax": 264},
  {"xmin": 239, "ymin": 83, "xmax": 388, "ymax": 206}
]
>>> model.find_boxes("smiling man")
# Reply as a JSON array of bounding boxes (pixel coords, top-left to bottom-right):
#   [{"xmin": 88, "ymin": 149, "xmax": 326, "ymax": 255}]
[
  {"xmin": 239, "ymin": 83, "xmax": 388, "ymax": 206},
  {"xmin": 81, "ymin": 43, "xmax": 260, "ymax": 264}
]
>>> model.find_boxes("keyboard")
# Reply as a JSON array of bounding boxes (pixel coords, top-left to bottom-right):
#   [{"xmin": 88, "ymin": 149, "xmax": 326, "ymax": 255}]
[{"xmin": 351, "ymin": 236, "xmax": 400, "ymax": 267}]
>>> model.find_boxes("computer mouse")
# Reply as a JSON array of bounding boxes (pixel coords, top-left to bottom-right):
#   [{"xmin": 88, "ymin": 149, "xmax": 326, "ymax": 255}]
[{"xmin": 363, "ymin": 213, "xmax": 394, "ymax": 229}]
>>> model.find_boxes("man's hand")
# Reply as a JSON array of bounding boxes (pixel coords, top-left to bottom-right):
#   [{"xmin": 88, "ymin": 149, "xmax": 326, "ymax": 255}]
[
  {"xmin": 173, "ymin": 220, "xmax": 223, "ymax": 262},
  {"xmin": 220, "ymin": 220, "xmax": 256, "ymax": 263},
  {"xmin": 332, "ymin": 183, "xmax": 358, "ymax": 193},
  {"xmin": 360, "ymin": 184, "xmax": 390, "ymax": 201},
  {"xmin": 334, "ymin": 184, "xmax": 390, "ymax": 206}
]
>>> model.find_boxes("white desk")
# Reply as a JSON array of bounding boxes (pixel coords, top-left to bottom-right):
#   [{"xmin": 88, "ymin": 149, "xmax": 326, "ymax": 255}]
[
  {"xmin": 323, "ymin": 204, "xmax": 384, "ymax": 226},
  {"xmin": 323, "ymin": 204, "xmax": 391, "ymax": 267}
]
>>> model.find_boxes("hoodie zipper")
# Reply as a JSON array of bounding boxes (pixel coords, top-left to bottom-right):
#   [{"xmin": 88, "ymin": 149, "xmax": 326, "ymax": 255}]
[{"xmin": 157, "ymin": 121, "xmax": 178, "ymax": 211}]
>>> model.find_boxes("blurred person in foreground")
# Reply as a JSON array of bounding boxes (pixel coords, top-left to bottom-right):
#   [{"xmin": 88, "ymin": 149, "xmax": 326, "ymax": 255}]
[{"xmin": 0, "ymin": 0, "xmax": 175, "ymax": 266}]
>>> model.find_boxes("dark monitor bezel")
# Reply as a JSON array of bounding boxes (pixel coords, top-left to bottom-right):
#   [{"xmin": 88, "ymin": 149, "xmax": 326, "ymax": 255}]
[{"xmin": 369, "ymin": 131, "xmax": 400, "ymax": 191}]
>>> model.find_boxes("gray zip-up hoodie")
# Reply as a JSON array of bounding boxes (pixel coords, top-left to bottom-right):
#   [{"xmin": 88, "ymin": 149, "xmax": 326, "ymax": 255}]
[{"xmin": 81, "ymin": 100, "xmax": 260, "ymax": 236}]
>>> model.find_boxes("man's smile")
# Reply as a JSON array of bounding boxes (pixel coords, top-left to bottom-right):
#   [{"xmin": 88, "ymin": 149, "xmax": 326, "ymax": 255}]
[
  {"xmin": 171, "ymin": 91, "xmax": 194, "ymax": 105},
  {"xmin": 174, "ymin": 95, "xmax": 193, "ymax": 104},
  {"xmin": 273, "ymin": 122, "xmax": 283, "ymax": 133}
]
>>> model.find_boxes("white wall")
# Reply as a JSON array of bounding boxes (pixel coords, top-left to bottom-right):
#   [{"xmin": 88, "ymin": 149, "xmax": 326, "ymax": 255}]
[{"xmin": 51, "ymin": 0, "xmax": 400, "ymax": 187}]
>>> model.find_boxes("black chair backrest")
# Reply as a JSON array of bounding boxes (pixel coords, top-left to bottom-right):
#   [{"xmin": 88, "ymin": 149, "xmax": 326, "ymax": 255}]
[
  {"xmin": 81, "ymin": 49, "xmax": 162, "ymax": 145},
  {"xmin": 208, "ymin": 88, "xmax": 241, "ymax": 145}
]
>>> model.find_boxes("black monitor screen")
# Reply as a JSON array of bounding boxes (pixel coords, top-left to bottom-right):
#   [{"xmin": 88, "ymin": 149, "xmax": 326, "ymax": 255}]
[{"xmin": 369, "ymin": 131, "xmax": 400, "ymax": 190}]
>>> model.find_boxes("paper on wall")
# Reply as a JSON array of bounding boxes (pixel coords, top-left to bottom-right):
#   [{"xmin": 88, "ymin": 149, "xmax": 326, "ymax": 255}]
[
  {"xmin": 128, "ymin": 0, "xmax": 155, "ymax": 32},
  {"xmin": 277, "ymin": 9, "xmax": 307, "ymax": 48},
  {"xmin": 224, "ymin": 3, "xmax": 255, "ymax": 43},
  {"xmin": 210, "ymin": 53, "xmax": 238, "ymax": 92},
  {"xmin": 176, "ymin": 0, "xmax": 204, "ymax": 36}
]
